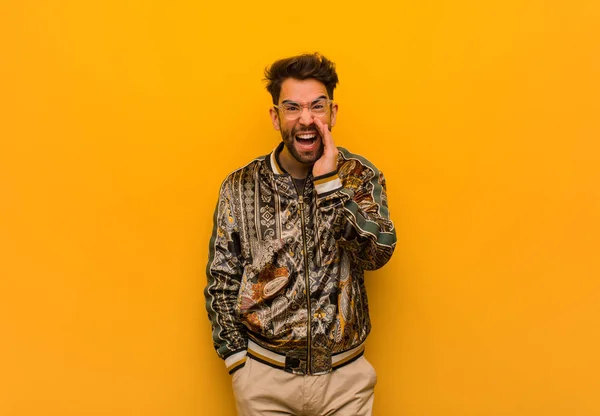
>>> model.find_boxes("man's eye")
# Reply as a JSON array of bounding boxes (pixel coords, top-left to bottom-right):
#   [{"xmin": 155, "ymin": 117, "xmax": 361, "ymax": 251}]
[
  {"xmin": 285, "ymin": 105, "xmax": 300, "ymax": 112},
  {"xmin": 311, "ymin": 104, "xmax": 325, "ymax": 110}
]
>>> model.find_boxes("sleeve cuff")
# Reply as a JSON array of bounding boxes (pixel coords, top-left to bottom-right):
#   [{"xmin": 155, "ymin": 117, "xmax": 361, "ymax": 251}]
[
  {"xmin": 313, "ymin": 171, "xmax": 343, "ymax": 195},
  {"xmin": 225, "ymin": 350, "xmax": 247, "ymax": 374}
]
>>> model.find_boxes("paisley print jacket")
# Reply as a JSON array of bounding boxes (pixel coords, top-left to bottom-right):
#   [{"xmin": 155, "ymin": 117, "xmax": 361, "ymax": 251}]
[{"xmin": 205, "ymin": 143, "xmax": 396, "ymax": 375}]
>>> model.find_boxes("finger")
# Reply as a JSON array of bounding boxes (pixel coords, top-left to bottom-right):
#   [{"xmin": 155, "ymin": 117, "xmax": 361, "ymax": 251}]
[
  {"xmin": 314, "ymin": 118, "xmax": 327, "ymax": 137},
  {"xmin": 315, "ymin": 119, "xmax": 334, "ymax": 149}
]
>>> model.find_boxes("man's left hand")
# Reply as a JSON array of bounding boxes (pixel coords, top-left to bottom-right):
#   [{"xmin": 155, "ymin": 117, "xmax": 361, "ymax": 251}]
[{"xmin": 312, "ymin": 118, "xmax": 339, "ymax": 177}]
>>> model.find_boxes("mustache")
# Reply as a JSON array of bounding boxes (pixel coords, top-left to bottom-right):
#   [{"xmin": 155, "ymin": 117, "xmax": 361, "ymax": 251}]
[{"xmin": 293, "ymin": 126, "xmax": 321, "ymax": 135}]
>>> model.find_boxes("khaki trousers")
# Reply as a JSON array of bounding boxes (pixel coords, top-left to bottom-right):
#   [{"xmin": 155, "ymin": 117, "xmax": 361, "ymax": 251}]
[{"xmin": 232, "ymin": 356, "xmax": 377, "ymax": 416}]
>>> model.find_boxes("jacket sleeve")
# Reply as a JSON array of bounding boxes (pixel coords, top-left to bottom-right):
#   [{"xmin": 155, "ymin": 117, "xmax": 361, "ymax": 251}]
[
  {"xmin": 204, "ymin": 178, "xmax": 248, "ymax": 373},
  {"xmin": 313, "ymin": 156, "xmax": 396, "ymax": 270}
]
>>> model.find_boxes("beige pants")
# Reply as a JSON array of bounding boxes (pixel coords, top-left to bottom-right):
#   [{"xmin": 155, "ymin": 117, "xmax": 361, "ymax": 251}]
[{"xmin": 232, "ymin": 356, "xmax": 377, "ymax": 416}]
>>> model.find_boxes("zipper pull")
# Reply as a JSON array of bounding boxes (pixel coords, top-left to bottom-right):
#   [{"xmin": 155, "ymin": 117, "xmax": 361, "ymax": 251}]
[{"xmin": 298, "ymin": 195, "xmax": 304, "ymax": 213}]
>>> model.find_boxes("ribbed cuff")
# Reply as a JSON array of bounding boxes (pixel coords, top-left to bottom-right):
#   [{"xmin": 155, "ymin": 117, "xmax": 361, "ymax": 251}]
[
  {"xmin": 225, "ymin": 350, "xmax": 247, "ymax": 374},
  {"xmin": 313, "ymin": 171, "xmax": 343, "ymax": 195}
]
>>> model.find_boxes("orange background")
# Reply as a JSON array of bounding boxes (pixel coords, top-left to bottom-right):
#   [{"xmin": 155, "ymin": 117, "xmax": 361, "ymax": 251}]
[{"xmin": 1, "ymin": 1, "xmax": 599, "ymax": 415}]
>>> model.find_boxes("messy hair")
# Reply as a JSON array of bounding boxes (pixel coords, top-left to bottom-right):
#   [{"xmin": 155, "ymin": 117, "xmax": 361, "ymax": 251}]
[{"xmin": 264, "ymin": 53, "xmax": 339, "ymax": 105}]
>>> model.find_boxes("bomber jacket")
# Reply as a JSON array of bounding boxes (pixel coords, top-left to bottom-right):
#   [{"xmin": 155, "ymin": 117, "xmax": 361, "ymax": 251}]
[{"xmin": 205, "ymin": 143, "xmax": 396, "ymax": 376}]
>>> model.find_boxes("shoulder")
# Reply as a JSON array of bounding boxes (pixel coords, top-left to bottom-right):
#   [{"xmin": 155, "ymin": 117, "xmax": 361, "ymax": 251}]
[
  {"xmin": 220, "ymin": 154, "xmax": 268, "ymax": 187},
  {"xmin": 337, "ymin": 147, "xmax": 384, "ymax": 178}
]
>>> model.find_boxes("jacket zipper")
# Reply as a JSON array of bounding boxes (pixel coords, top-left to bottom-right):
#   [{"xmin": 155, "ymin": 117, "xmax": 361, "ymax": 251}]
[{"xmin": 293, "ymin": 181, "xmax": 312, "ymax": 375}]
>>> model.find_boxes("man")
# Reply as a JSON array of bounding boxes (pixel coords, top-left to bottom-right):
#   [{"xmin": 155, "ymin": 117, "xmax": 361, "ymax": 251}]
[{"xmin": 205, "ymin": 53, "xmax": 396, "ymax": 416}]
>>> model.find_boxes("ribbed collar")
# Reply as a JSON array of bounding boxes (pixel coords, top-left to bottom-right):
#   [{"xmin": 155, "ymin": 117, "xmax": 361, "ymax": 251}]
[{"xmin": 268, "ymin": 142, "xmax": 286, "ymax": 176}]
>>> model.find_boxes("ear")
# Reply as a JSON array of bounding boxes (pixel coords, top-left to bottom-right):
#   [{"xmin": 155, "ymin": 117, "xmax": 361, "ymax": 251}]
[
  {"xmin": 329, "ymin": 102, "xmax": 338, "ymax": 128},
  {"xmin": 269, "ymin": 107, "xmax": 280, "ymax": 131}
]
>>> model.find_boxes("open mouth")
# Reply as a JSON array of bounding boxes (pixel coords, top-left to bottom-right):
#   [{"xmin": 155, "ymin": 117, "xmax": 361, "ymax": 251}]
[{"xmin": 295, "ymin": 131, "xmax": 320, "ymax": 148}]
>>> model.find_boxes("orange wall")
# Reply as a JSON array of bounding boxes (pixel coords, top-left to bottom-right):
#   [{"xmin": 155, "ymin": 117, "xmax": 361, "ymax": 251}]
[{"xmin": 1, "ymin": 1, "xmax": 599, "ymax": 415}]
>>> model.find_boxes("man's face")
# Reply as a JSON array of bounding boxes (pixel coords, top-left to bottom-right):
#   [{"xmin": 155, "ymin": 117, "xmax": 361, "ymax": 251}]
[{"xmin": 269, "ymin": 78, "xmax": 338, "ymax": 167}]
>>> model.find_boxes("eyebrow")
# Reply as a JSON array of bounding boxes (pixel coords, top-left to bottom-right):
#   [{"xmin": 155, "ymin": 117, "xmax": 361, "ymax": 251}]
[{"xmin": 281, "ymin": 95, "xmax": 327, "ymax": 105}]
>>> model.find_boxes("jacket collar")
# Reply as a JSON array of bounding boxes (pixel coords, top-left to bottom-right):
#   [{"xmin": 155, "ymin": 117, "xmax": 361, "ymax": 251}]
[
  {"xmin": 268, "ymin": 142, "xmax": 316, "ymax": 181},
  {"xmin": 268, "ymin": 142, "xmax": 286, "ymax": 176}
]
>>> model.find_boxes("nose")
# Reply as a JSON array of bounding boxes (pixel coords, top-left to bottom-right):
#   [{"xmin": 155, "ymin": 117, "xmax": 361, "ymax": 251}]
[{"xmin": 298, "ymin": 107, "xmax": 314, "ymax": 126}]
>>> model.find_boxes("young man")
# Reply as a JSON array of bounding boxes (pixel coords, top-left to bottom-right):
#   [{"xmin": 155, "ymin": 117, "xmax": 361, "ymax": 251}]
[{"xmin": 205, "ymin": 53, "xmax": 396, "ymax": 416}]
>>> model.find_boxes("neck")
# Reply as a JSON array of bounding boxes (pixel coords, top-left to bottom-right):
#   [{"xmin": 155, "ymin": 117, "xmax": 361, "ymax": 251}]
[{"xmin": 278, "ymin": 146, "xmax": 311, "ymax": 179}]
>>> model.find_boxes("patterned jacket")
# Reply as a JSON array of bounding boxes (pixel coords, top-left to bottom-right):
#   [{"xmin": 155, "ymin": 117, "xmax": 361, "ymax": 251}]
[{"xmin": 205, "ymin": 143, "xmax": 396, "ymax": 376}]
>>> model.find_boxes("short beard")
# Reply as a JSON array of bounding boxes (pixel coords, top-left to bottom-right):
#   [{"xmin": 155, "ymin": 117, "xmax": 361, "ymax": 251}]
[{"xmin": 281, "ymin": 131, "xmax": 324, "ymax": 165}]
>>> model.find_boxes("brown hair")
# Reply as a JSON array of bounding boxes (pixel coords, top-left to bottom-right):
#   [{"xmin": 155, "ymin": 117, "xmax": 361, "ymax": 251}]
[{"xmin": 264, "ymin": 53, "xmax": 339, "ymax": 105}]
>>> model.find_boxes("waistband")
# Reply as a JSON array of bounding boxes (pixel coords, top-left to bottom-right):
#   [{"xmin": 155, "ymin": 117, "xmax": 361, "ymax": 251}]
[{"xmin": 246, "ymin": 340, "xmax": 365, "ymax": 375}]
